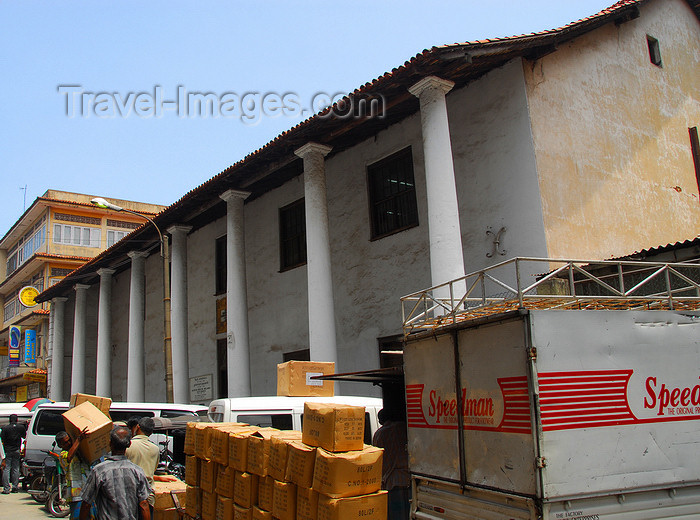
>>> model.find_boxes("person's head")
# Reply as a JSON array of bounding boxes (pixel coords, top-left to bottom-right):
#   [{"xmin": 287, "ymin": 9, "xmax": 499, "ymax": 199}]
[
  {"xmin": 137, "ymin": 417, "xmax": 155, "ymax": 436},
  {"xmin": 127, "ymin": 416, "xmax": 141, "ymax": 434},
  {"xmin": 55, "ymin": 431, "xmax": 72, "ymax": 450},
  {"xmin": 110, "ymin": 426, "xmax": 132, "ymax": 455},
  {"xmin": 377, "ymin": 408, "xmax": 388, "ymax": 425},
  {"xmin": 9, "ymin": 414, "xmax": 17, "ymax": 424}
]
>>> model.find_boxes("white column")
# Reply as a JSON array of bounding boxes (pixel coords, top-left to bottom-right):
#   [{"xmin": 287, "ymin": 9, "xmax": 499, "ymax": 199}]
[
  {"xmin": 294, "ymin": 142, "xmax": 338, "ymax": 364},
  {"xmin": 127, "ymin": 251, "xmax": 148, "ymax": 402},
  {"xmin": 220, "ymin": 190, "xmax": 252, "ymax": 397},
  {"xmin": 71, "ymin": 284, "xmax": 90, "ymax": 394},
  {"xmin": 409, "ymin": 76, "xmax": 466, "ymax": 293},
  {"xmin": 168, "ymin": 225, "xmax": 192, "ymax": 403},
  {"xmin": 95, "ymin": 268, "xmax": 115, "ymax": 397},
  {"xmin": 49, "ymin": 297, "xmax": 67, "ymax": 400}
]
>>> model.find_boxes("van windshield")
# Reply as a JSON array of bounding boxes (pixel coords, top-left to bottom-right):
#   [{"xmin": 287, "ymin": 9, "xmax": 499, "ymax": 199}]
[{"xmin": 237, "ymin": 414, "xmax": 293, "ymax": 430}]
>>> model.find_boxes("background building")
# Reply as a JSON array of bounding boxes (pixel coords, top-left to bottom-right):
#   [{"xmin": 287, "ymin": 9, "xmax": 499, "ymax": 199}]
[
  {"xmin": 38, "ymin": 0, "xmax": 700, "ymax": 403},
  {"xmin": 0, "ymin": 190, "xmax": 164, "ymax": 401}
]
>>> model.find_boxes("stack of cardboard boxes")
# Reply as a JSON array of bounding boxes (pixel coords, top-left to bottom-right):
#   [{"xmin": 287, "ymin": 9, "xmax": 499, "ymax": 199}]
[{"xmin": 182, "ymin": 362, "xmax": 387, "ymax": 520}]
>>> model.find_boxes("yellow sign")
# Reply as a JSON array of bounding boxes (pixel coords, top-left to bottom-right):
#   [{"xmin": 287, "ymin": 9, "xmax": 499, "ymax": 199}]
[
  {"xmin": 23, "ymin": 372, "xmax": 46, "ymax": 382},
  {"xmin": 19, "ymin": 286, "xmax": 40, "ymax": 307},
  {"xmin": 0, "ymin": 346, "xmax": 7, "ymax": 356},
  {"xmin": 16, "ymin": 385, "xmax": 28, "ymax": 402}
]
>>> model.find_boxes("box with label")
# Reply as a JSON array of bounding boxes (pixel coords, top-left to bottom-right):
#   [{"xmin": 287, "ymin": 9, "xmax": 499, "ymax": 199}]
[
  {"xmin": 297, "ymin": 486, "xmax": 319, "ymax": 520},
  {"xmin": 312, "ymin": 446, "xmax": 383, "ymax": 498},
  {"xmin": 211, "ymin": 424, "xmax": 250, "ymax": 464},
  {"xmin": 202, "ymin": 491, "xmax": 218, "ymax": 520},
  {"xmin": 234, "ymin": 471, "xmax": 259, "ymax": 509},
  {"xmin": 273, "ymin": 480, "xmax": 297, "ymax": 520},
  {"xmin": 216, "ymin": 495, "xmax": 234, "ymax": 520},
  {"xmin": 186, "ymin": 455, "xmax": 200, "ymax": 486},
  {"xmin": 196, "ymin": 423, "xmax": 224, "ymax": 460},
  {"xmin": 229, "ymin": 428, "xmax": 260, "ymax": 471},
  {"xmin": 268, "ymin": 431, "xmax": 303, "ymax": 481},
  {"xmin": 200, "ymin": 460, "xmax": 219, "ymax": 494},
  {"xmin": 185, "ymin": 422, "xmax": 210, "ymax": 455},
  {"xmin": 257, "ymin": 476, "xmax": 274, "ymax": 512},
  {"xmin": 216, "ymin": 464, "xmax": 236, "ymax": 498},
  {"xmin": 234, "ymin": 505, "xmax": 253, "ymax": 520},
  {"xmin": 69, "ymin": 393, "xmax": 112, "ymax": 417},
  {"xmin": 62, "ymin": 401, "xmax": 112, "ymax": 465},
  {"xmin": 317, "ymin": 491, "xmax": 388, "ymax": 520},
  {"xmin": 302, "ymin": 402, "xmax": 365, "ymax": 452},
  {"xmin": 247, "ymin": 428, "xmax": 280, "ymax": 477},
  {"xmin": 153, "ymin": 509, "xmax": 179, "ymax": 520},
  {"xmin": 186, "ymin": 486, "xmax": 202, "ymax": 518},
  {"xmin": 252, "ymin": 506, "xmax": 272, "ymax": 520},
  {"xmin": 153, "ymin": 479, "xmax": 187, "ymax": 510},
  {"xmin": 277, "ymin": 361, "xmax": 335, "ymax": 397},
  {"xmin": 286, "ymin": 441, "xmax": 317, "ymax": 488}
]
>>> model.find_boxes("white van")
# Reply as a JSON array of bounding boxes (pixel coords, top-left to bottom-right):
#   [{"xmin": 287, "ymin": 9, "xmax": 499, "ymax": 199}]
[
  {"xmin": 25, "ymin": 401, "xmax": 207, "ymax": 467},
  {"xmin": 208, "ymin": 395, "xmax": 384, "ymax": 445}
]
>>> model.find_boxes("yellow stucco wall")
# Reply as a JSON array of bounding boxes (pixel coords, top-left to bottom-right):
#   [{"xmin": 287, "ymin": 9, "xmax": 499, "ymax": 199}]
[{"xmin": 523, "ymin": 0, "xmax": 700, "ymax": 259}]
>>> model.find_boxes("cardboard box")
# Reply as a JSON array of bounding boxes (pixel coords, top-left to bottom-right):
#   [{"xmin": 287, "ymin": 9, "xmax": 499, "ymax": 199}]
[
  {"xmin": 302, "ymin": 402, "xmax": 365, "ymax": 452},
  {"xmin": 216, "ymin": 464, "xmax": 236, "ymax": 498},
  {"xmin": 229, "ymin": 428, "xmax": 260, "ymax": 471},
  {"xmin": 153, "ymin": 508, "xmax": 179, "ymax": 520},
  {"xmin": 200, "ymin": 460, "xmax": 219, "ymax": 494},
  {"xmin": 196, "ymin": 423, "xmax": 224, "ymax": 460},
  {"xmin": 252, "ymin": 506, "xmax": 272, "ymax": 520},
  {"xmin": 286, "ymin": 441, "xmax": 317, "ymax": 488},
  {"xmin": 69, "ymin": 393, "xmax": 112, "ymax": 417},
  {"xmin": 277, "ymin": 361, "xmax": 335, "ymax": 397},
  {"xmin": 317, "ymin": 491, "xmax": 388, "ymax": 520},
  {"xmin": 186, "ymin": 485, "xmax": 202, "ymax": 518},
  {"xmin": 185, "ymin": 422, "xmax": 210, "ymax": 455},
  {"xmin": 186, "ymin": 455, "xmax": 200, "ymax": 486},
  {"xmin": 247, "ymin": 428, "xmax": 280, "ymax": 477},
  {"xmin": 216, "ymin": 495, "xmax": 235, "ymax": 520},
  {"xmin": 297, "ymin": 486, "xmax": 319, "ymax": 520},
  {"xmin": 312, "ymin": 446, "xmax": 383, "ymax": 499},
  {"xmin": 268, "ymin": 431, "xmax": 303, "ymax": 481},
  {"xmin": 257, "ymin": 476, "xmax": 274, "ymax": 512},
  {"xmin": 211, "ymin": 424, "xmax": 250, "ymax": 464},
  {"xmin": 234, "ymin": 471, "xmax": 259, "ymax": 509},
  {"xmin": 202, "ymin": 491, "xmax": 218, "ymax": 520},
  {"xmin": 153, "ymin": 479, "xmax": 187, "ymax": 510},
  {"xmin": 272, "ymin": 480, "xmax": 297, "ymax": 520},
  {"xmin": 62, "ymin": 401, "xmax": 112, "ymax": 465},
  {"xmin": 234, "ymin": 505, "xmax": 252, "ymax": 520}
]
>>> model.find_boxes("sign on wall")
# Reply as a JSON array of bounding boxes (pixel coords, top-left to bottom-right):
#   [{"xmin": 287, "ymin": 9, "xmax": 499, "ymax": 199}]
[
  {"xmin": 25, "ymin": 329, "xmax": 37, "ymax": 364},
  {"xmin": 16, "ymin": 385, "xmax": 28, "ymax": 402},
  {"xmin": 9, "ymin": 326, "xmax": 21, "ymax": 367},
  {"xmin": 19, "ymin": 286, "xmax": 40, "ymax": 308},
  {"xmin": 216, "ymin": 297, "xmax": 227, "ymax": 335},
  {"xmin": 190, "ymin": 374, "xmax": 213, "ymax": 402}
]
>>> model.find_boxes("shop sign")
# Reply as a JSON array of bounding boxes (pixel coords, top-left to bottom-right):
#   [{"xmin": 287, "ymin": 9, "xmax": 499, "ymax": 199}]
[
  {"xmin": 25, "ymin": 329, "xmax": 37, "ymax": 364},
  {"xmin": 9, "ymin": 326, "xmax": 21, "ymax": 367},
  {"xmin": 16, "ymin": 385, "xmax": 28, "ymax": 402},
  {"xmin": 28, "ymin": 383, "xmax": 41, "ymax": 399},
  {"xmin": 23, "ymin": 372, "xmax": 46, "ymax": 382},
  {"xmin": 19, "ymin": 286, "xmax": 40, "ymax": 308}
]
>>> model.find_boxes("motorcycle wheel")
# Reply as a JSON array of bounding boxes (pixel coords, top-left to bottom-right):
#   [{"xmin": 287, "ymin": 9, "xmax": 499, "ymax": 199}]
[
  {"xmin": 28, "ymin": 476, "xmax": 49, "ymax": 503},
  {"xmin": 46, "ymin": 487, "xmax": 71, "ymax": 518}
]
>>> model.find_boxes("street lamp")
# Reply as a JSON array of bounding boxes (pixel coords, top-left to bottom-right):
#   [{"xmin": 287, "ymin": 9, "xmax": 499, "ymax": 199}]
[{"xmin": 91, "ymin": 197, "xmax": 174, "ymax": 403}]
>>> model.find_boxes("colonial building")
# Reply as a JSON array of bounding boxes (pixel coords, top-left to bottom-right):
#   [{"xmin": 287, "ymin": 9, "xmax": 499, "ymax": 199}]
[
  {"xmin": 0, "ymin": 190, "xmax": 164, "ymax": 401},
  {"xmin": 38, "ymin": 0, "xmax": 700, "ymax": 403}
]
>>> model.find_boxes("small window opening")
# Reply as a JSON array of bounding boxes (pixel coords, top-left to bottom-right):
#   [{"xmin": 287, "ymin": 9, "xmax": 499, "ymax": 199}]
[
  {"xmin": 647, "ymin": 35, "xmax": 662, "ymax": 67},
  {"xmin": 689, "ymin": 127, "xmax": 700, "ymax": 199}
]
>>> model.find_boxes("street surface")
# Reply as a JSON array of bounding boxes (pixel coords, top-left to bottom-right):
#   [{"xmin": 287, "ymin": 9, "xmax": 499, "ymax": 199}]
[{"xmin": 0, "ymin": 490, "xmax": 55, "ymax": 519}]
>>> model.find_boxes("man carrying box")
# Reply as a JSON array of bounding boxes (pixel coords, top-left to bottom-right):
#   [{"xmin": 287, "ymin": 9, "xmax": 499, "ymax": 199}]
[
  {"xmin": 56, "ymin": 428, "xmax": 96, "ymax": 520},
  {"xmin": 79, "ymin": 426, "xmax": 151, "ymax": 520}
]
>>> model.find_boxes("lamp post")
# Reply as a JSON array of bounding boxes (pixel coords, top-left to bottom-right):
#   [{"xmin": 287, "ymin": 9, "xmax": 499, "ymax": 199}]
[{"xmin": 91, "ymin": 197, "xmax": 174, "ymax": 403}]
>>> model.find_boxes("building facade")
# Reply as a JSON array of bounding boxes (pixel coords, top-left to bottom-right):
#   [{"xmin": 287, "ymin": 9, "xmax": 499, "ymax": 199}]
[
  {"xmin": 0, "ymin": 190, "xmax": 165, "ymax": 401},
  {"xmin": 38, "ymin": 0, "xmax": 700, "ymax": 404}
]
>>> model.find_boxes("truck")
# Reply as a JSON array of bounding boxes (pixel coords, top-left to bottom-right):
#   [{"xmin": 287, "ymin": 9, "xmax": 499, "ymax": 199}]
[{"xmin": 400, "ymin": 257, "xmax": 700, "ymax": 519}]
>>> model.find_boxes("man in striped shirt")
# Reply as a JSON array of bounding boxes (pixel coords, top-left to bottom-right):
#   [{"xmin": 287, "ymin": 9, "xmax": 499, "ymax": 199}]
[{"xmin": 79, "ymin": 426, "xmax": 151, "ymax": 520}]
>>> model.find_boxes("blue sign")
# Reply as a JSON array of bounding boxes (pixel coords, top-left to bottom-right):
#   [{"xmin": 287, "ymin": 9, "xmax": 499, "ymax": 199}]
[
  {"xmin": 9, "ymin": 325, "xmax": 21, "ymax": 367},
  {"xmin": 25, "ymin": 329, "xmax": 37, "ymax": 364}
]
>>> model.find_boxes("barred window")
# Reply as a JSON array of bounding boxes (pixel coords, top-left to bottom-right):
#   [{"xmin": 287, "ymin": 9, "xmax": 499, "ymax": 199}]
[
  {"xmin": 54, "ymin": 213, "xmax": 101, "ymax": 226},
  {"xmin": 279, "ymin": 199, "xmax": 306, "ymax": 271},
  {"xmin": 51, "ymin": 267, "xmax": 73, "ymax": 277},
  {"xmin": 367, "ymin": 147, "xmax": 419, "ymax": 239},
  {"xmin": 106, "ymin": 219, "xmax": 141, "ymax": 230}
]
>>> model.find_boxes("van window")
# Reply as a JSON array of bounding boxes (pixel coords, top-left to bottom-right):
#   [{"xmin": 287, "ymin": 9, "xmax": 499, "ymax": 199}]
[
  {"xmin": 34, "ymin": 409, "xmax": 69, "ymax": 436},
  {"xmin": 160, "ymin": 410, "xmax": 200, "ymax": 418},
  {"xmin": 109, "ymin": 410, "xmax": 155, "ymax": 423},
  {"xmin": 300, "ymin": 411, "xmax": 373, "ymax": 444},
  {"xmin": 237, "ymin": 414, "xmax": 293, "ymax": 430}
]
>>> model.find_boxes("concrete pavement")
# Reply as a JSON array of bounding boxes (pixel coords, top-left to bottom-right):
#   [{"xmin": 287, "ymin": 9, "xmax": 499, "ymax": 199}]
[{"xmin": 0, "ymin": 489, "xmax": 55, "ymax": 519}]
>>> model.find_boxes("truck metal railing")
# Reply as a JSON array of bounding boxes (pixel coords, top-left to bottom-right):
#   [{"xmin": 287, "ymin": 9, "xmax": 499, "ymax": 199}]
[{"xmin": 401, "ymin": 257, "xmax": 700, "ymax": 334}]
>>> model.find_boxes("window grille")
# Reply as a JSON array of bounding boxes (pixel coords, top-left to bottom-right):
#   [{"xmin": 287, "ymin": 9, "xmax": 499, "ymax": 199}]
[{"xmin": 54, "ymin": 213, "xmax": 101, "ymax": 225}]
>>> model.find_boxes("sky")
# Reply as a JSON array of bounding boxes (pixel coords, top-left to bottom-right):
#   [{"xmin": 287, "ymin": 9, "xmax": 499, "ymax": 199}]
[{"xmin": 0, "ymin": 0, "xmax": 614, "ymax": 237}]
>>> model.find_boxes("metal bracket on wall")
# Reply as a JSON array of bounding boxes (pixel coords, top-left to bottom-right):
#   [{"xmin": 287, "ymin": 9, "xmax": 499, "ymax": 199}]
[{"xmin": 486, "ymin": 226, "xmax": 507, "ymax": 258}]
